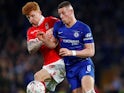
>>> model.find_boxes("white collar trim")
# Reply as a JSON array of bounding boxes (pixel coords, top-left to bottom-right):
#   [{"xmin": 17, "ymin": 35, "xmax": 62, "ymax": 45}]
[{"xmin": 38, "ymin": 16, "xmax": 45, "ymax": 26}]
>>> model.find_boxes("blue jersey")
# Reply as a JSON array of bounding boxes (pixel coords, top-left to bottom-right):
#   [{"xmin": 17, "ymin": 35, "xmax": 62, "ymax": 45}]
[
  {"xmin": 53, "ymin": 20, "xmax": 95, "ymax": 90},
  {"xmin": 53, "ymin": 20, "xmax": 94, "ymax": 69}
]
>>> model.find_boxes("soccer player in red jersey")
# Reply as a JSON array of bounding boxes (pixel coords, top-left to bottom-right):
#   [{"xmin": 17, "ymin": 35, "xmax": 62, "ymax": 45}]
[{"xmin": 22, "ymin": 1, "xmax": 65, "ymax": 92}]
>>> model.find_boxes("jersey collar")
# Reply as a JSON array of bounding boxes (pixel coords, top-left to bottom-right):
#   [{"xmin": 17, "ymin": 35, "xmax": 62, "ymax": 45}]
[{"xmin": 38, "ymin": 15, "xmax": 45, "ymax": 26}]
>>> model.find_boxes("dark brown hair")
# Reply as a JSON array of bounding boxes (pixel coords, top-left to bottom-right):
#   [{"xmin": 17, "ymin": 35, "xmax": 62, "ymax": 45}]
[{"xmin": 58, "ymin": 1, "xmax": 72, "ymax": 9}]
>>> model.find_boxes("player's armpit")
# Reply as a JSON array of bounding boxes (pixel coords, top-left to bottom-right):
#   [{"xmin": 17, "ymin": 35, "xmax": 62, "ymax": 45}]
[{"xmin": 27, "ymin": 38, "xmax": 43, "ymax": 54}]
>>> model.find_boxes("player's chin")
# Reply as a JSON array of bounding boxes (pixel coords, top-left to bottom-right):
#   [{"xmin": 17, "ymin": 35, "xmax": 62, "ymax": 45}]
[
  {"xmin": 62, "ymin": 19, "xmax": 66, "ymax": 23},
  {"xmin": 32, "ymin": 22, "xmax": 38, "ymax": 26}
]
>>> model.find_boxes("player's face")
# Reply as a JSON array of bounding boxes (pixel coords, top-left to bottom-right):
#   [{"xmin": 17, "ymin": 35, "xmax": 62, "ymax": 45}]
[
  {"xmin": 58, "ymin": 7, "xmax": 71, "ymax": 24},
  {"xmin": 26, "ymin": 10, "xmax": 41, "ymax": 26}
]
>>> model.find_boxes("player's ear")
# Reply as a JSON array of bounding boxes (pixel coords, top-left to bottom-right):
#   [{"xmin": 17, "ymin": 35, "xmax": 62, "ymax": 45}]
[
  {"xmin": 38, "ymin": 10, "xmax": 42, "ymax": 15},
  {"xmin": 70, "ymin": 9, "xmax": 74, "ymax": 14}
]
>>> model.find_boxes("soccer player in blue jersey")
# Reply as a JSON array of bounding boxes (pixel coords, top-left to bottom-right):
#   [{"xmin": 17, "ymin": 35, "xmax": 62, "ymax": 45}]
[{"xmin": 37, "ymin": 1, "xmax": 96, "ymax": 93}]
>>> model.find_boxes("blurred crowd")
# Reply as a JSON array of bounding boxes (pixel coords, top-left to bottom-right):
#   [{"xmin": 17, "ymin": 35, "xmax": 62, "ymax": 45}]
[{"xmin": 0, "ymin": 0, "xmax": 124, "ymax": 93}]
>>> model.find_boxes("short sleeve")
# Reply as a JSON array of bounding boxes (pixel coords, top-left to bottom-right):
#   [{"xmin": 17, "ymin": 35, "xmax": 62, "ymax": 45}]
[{"xmin": 83, "ymin": 25, "xmax": 94, "ymax": 43}]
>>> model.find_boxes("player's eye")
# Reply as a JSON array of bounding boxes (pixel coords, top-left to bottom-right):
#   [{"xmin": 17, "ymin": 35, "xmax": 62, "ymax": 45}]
[{"xmin": 31, "ymin": 14, "xmax": 35, "ymax": 17}]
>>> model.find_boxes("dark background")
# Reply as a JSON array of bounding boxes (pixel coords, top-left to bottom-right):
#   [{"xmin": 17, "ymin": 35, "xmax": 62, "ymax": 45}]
[{"xmin": 0, "ymin": 0, "xmax": 124, "ymax": 93}]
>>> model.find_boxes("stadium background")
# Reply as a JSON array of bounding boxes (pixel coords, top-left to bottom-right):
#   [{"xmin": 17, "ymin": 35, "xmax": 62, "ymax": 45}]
[{"xmin": 0, "ymin": 0, "xmax": 124, "ymax": 93}]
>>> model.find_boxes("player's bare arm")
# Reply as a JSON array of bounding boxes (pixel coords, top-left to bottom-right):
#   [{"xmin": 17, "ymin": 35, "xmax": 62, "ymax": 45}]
[
  {"xmin": 76, "ymin": 43, "xmax": 95, "ymax": 57},
  {"xmin": 27, "ymin": 37, "xmax": 43, "ymax": 54},
  {"xmin": 59, "ymin": 43, "xmax": 95, "ymax": 58},
  {"xmin": 37, "ymin": 28, "xmax": 58, "ymax": 49}
]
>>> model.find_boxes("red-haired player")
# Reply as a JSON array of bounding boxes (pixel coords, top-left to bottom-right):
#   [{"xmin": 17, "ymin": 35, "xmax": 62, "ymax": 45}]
[{"xmin": 22, "ymin": 1, "xmax": 65, "ymax": 92}]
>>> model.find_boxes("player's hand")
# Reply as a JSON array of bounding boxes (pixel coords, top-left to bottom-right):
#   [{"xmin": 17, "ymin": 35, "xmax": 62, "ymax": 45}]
[
  {"xmin": 37, "ymin": 31, "xmax": 46, "ymax": 41},
  {"xmin": 46, "ymin": 28, "xmax": 53, "ymax": 39},
  {"xmin": 59, "ymin": 48, "xmax": 72, "ymax": 56},
  {"xmin": 37, "ymin": 28, "xmax": 53, "ymax": 42}
]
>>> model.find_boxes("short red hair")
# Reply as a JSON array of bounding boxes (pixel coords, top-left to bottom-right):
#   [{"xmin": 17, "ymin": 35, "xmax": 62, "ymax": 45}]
[{"xmin": 22, "ymin": 1, "xmax": 40, "ymax": 15}]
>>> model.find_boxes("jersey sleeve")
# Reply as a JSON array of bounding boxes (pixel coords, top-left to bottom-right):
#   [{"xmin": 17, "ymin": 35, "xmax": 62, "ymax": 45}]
[{"xmin": 83, "ymin": 25, "xmax": 94, "ymax": 43}]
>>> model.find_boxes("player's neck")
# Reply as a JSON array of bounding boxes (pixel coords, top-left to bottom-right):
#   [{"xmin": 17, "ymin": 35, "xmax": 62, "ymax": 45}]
[{"xmin": 66, "ymin": 18, "xmax": 77, "ymax": 28}]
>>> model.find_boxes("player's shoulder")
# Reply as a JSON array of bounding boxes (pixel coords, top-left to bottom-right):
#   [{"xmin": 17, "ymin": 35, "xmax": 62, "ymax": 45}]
[
  {"xmin": 77, "ymin": 21, "xmax": 89, "ymax": 27},
  {"xmin": 27, "ymin": 27, "xmax": 33, "ymax": 32},
  {"xmin": 77, "ymin": 20, "xmax": 90, "ymax": 29},
  {"xmin": 55, "ymin": 20, "xmax": 63, "ymax": 26},
  {"xmin": 27, "ymin": 27, "xmax": 35, "ymax": 34},
  {"xmin": 45, "ymin": 16, "xmax": 59, "ymax": 21}
]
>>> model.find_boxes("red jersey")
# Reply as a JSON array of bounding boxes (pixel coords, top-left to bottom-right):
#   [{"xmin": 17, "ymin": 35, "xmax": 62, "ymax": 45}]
[{"xmin": 27, "ymin": 16, "xmax": 61, "ymax": 65}]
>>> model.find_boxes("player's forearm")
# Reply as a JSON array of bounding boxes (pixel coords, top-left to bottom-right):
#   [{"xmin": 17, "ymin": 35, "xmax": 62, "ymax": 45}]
[
  {"xmin": 43, "ymin": 38, "xmax": 58, "ymax": 49},
  {"xmin": 75, "ymin": 48, "xmax": 95, "ymax": 58},
  {"xmin": 27, "ymin": 38, "xmax": 43, "ymax": 54},
  {"xmin": 74, "ymin": 43, "xmax": 95, "ymax": 58},
  {"xmin": 70, "ymin": 43, "xmax": 95, "ymax": 58}
]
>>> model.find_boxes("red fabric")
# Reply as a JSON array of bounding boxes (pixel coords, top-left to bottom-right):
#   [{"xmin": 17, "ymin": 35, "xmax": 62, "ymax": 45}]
[
  {"xmin": 95, "ymin": 87, "xmax": 100, "ymax": 93},
  {"xmin": 27, "ymin": 16, "xmax": 61, "ymax": 65}
]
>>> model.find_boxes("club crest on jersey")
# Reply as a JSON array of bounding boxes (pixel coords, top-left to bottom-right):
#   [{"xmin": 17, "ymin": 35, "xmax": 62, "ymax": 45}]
[
  {"xmin": 45, "ymin": 23, "xmax": 49, "ymax": 30},
  {"xmin": 74, "ymin": 31, "xmax": 79, "ymax": 38}
]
